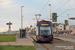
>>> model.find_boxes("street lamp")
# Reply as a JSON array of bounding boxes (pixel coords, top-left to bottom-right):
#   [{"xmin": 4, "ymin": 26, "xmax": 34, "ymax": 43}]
[
  {"xmin": 49, "ymin": 4, "xmax": 51, "ymax": 21},
  {"xmin": 21, "ymin": 6, "xmax": 24, "ymax": 29}
]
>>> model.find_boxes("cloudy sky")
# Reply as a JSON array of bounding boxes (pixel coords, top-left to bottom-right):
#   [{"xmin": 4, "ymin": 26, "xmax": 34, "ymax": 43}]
[{"xmin": 0, "ymin": 0, "xmax": 75, "ymax": 32}]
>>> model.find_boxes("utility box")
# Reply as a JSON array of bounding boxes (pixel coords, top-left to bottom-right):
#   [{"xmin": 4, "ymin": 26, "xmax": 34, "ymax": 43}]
[{"xmin": 20, "ymin": 29, "xmax": 26, "ymax": 38}]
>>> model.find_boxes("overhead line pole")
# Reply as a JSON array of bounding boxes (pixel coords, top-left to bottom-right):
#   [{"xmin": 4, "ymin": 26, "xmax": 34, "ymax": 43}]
[
  {"xmin": 49, "ymin": 4, "xmax": 51, "ymax": 21},
  {"xmin": 21, "ymin": 6, "xmax": 24, "ymax": 38},
  {"xmin": 21, "ymin": 6, "xmax": 24, "ymax": 29},
  {"xmin": 67, "ymin": 14, "xmax": 69, "ymax": 32}
]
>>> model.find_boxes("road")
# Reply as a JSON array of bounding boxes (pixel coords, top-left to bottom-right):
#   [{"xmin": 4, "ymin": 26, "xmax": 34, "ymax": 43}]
[{"xmin": 33, "ymin": 38, "xmax": 75, "ymax": 50}]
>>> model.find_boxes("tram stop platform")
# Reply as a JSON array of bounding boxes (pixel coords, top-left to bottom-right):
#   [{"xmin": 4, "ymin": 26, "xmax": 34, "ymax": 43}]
[{"xmin": 0, "ymin": 36, "xmax": 34, "ymax": 46}]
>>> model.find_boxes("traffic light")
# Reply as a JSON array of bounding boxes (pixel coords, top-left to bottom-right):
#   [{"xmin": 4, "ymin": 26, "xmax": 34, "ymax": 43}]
[
  {"xmin": 65, "ymin": 20, "xmax": 68, "ymax": 26},
  {"xmin": 53, "ymin": 24, "xmax": 55, "ymax": 28},
  {"xmin": 52, "ymin": 13, "xmax": 57, "ymax": 22}
]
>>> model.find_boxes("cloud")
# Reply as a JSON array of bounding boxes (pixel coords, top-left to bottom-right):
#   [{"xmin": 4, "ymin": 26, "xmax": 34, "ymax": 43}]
[
  {"xmin": 0, "ymin": 0, "xmax": 13, "ymax": 7},
  {"xmin": 0, "ymin": 0, "xmax": 39, "ymax": 31},
  {"xmin": 0, "ymin": 0, "xmax": 75, "ymax": 31}
]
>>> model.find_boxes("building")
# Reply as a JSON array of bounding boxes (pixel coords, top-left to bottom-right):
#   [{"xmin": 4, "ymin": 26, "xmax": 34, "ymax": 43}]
[
  {"xmin": 58, "ymin": 24, "xmax": 65, "ymax": 30},
  {"xmin": 66, "ymin": 25, "xmax": 75, "ymax": 32},
  {"xmin": 53, "ymin": 23, "xmax": 65, "ymax": 32}
]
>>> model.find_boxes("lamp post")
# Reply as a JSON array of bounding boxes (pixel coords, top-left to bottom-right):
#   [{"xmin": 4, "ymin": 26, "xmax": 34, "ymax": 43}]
[
  {"xmin": 21, "ymin": 6, "xmax": 24, "ymax": 29},
  {"xmin": 49, "ymin": 4, "xmax": 51, "ymax": 21},
  {"xmin": 20, "ymin": 6, "xmax": 24, "ymax": 38}
]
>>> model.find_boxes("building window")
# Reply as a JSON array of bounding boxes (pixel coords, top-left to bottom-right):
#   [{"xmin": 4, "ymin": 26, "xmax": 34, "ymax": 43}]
[{"xmin": 60, "ymin": 29, "xmax": 62, "ymax": 30}]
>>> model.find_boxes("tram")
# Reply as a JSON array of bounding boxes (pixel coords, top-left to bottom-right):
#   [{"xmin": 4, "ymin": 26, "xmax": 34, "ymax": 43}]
[{"xmin": 36, "ymin": 20, "xmax": 53, "ymax": 42}]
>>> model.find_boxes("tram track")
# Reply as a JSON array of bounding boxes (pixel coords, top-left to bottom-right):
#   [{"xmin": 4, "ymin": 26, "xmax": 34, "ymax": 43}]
[
  {"xmin": 30, "ymin": 36, "xmax": 75, "ymax": 50},
  {"xmin": 30, "ymin": 36, "xmax": 61, "ymax": 50},
  {"xmin": 41, "ymin": 43, "xmax": 50, "ymax": 50},
  {"xmin": 30, "ymin": 36, "xmax": 50, "ymax": 50}
]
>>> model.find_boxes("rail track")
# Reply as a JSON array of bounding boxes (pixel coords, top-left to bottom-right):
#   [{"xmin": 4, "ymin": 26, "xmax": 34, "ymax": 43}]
[
  {"xmin": 30, "ymin": 36, "xmax": 51, "ymax": 50},
  {"xmin": 30, "ymin": 36, "xmax": 75, "ymax": 50}
]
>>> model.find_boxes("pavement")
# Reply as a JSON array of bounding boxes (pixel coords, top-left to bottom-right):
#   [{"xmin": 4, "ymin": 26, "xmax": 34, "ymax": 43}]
[
  {"xmin": 0, "ymin": 36, "xmax": 34, "ymax": 46},
  {"xmin": 54, "ymin": 34, "xmax": 75, "ymax": 43}
]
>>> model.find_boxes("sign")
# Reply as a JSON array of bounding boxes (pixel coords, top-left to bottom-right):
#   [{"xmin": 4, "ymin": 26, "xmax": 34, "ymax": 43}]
[
  {"xmin": 65, "ymin": 20, "xmax": 68, "ymax": 26},
  {"xmin": 6, "ymin": 22, "xmax": 12, "ymax": 25},
  {"xmin": 6, "ymin": 22, "xmax": 12, "ymax": 45},
  {"xmin": 53, "ymin": 24, "xmax": 55, "ymax": 28},
  {"xmin": 52, "ymin": 13, "xmax": 57, "ymax": 22},
  {"xmin": 69, "ymin": 17, "xmax": 75, "ymax": 20},
  {"xmin": 41, "ymin": 24, "xmax": 49, "ymax": 26}
]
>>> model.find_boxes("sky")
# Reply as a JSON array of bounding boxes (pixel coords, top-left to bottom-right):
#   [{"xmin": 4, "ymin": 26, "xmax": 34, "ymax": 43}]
[{"xmin": 0, "ymin": 0, "xmax": 75, "ymax": 32}]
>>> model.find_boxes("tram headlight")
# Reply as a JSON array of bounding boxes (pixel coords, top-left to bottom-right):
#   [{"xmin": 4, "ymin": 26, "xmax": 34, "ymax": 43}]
[
  {"xmin": 39, "ymin": 36, "xmax": 41, "ymax": 38},
  {"xmin": 50, "ymin": 36, "xmax": 52, "ymax": 38}
]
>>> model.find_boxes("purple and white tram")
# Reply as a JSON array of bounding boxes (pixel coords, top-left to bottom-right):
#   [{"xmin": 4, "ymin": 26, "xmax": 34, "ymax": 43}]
[{"xmin": 36, "ymin": 21, "xmax": 53, "ymax": 42}]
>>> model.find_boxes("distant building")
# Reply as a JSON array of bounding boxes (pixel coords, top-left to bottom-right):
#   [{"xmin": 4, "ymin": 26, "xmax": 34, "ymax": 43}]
[
  {"xmin": 58, "ymin": 24, "xmax": 65, "ymax": 30},
  {"xmin": 53, "ymin": 23, "xmax": 65, "ymax": 32},
  {"xmin": 66, "ymin": 25, "xmax": 75, "ymax": 32}
]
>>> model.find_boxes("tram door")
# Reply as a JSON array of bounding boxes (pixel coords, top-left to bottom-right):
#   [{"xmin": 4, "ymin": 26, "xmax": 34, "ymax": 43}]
[{"xmin": 20, "ymin": 29, "xmax": 26, "ymax": 38}]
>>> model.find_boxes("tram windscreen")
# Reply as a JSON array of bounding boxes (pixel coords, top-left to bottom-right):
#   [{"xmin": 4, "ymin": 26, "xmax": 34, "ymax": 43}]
[{"xmin": 40, "ymin": 26, "xmax": 51, "ymax": 36}]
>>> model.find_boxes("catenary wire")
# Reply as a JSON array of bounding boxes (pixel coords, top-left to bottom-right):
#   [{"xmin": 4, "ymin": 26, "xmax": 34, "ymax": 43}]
[
  {"xmin": 56, "ymin": 0, "xmax": 70, "ymax": 11},
  {"xmin": 39, "ymin": 0, "xmax": 50, "ymax": 13}
]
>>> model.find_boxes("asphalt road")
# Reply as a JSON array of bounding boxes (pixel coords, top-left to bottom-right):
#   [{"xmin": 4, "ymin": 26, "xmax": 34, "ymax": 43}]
[{"xmin": 33, "ymin": 39, "xmax": 75, "ymax": 50}]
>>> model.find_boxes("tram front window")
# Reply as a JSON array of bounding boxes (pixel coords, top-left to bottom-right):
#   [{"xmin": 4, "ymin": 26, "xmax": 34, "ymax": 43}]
[{"xmin": 40, "ymin": 26, "xmax": 51, "ymax": 36}]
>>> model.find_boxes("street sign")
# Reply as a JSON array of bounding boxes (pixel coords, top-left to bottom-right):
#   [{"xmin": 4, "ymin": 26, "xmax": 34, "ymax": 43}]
[
  {"xmin": 6, "ymin": 22, "xmax": 12, "ymax": 45},
  {"xmin": 65, "ymin": 20, "xmax": 68, "ymax": 26},
  {"xmin": 6, "ymin": 22, "xmax": 12, "ymax": 25},
  {"xmin": 69, "ymin": 17, "xmax": 75, "ymax": 20},
  {"xmin": 52, "ymin": 13, "xmax": 57, "ymax": 22}
]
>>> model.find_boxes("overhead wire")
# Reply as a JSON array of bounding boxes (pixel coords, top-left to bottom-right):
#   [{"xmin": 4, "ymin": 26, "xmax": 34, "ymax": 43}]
[
  {"xmin": 39, "ymin": 0, "xmax": 50, "ymax": 13},
  {"xmin": 67, "ymin": 8, "xmax": 75, "ymax": 11},
  {"xmin": 58, "ymin": 10, "xmax": 67, "ymax": 16},
  {"xmin": 58, "ymin": 8, "xmax": 75, "ymax": 16},
  {"xmin": 56, "ymin": 0, "xmax": 70, "ymax": 11}
]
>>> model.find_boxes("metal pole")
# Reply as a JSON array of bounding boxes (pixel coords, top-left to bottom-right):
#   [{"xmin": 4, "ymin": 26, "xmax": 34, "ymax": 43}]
[
  {"xmin": 39, "ymin": 16, "xmax": 40, "ymax": 21},
  {"xmin": 50, "ymin": 4, "xmax": 51, "ymax": 21},
  {"xmin": 21, "ymin": 6, "xmax": 22, "ymax": 29},
  {"xmin": 34, "ymin": 23, "xmax": 35, "ymax": 35},
  {"xmin": 21, "ymin": 6, "xmax": 24, "ymax": 38},
  {"xmin": 8, "ymin": 25, "xmax": 10, "ymax": 45},
  {"xmin": 39, "ymin": 14, "xmax": 41, "ymax": 21},
  {"xmin": 35, "ymin": 15, "xmax": 37, "ymax": 22},
  {"xmin": 67, "ymin": 14, "xmax": 69, "ymax": 32},
  {"xmin": 21, "ymin": 6, "xmax": 22, "ymax": 38},
  {"xmin": 21, "ymin": 6, "xmax": 24, "ymax": 29},
  {"xmin": 49, "ymin": 4, "xmax": 51, "ymax": 21},
  {"xmin": 8, "ymin": 25, "xmax": 9, "ymax": 45}
]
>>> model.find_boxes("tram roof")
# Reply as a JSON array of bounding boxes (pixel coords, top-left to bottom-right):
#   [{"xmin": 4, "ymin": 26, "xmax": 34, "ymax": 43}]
[{"xmin": 37, "ymin": 21, "xmax": 52, "ymax": 23}]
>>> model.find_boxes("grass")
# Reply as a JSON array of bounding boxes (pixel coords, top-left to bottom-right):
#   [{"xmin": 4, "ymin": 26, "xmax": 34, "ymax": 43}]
[
  {"xmin": 30, "ymin": 34, "xmax": 36, "ymax": 36},
  {"xmin": 0, "ymin": 45, "xmax": 36, "ymax": 50},
  {"xmin": 0, "ymin": 34, "xmax": 16, "ymax": 42}
]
